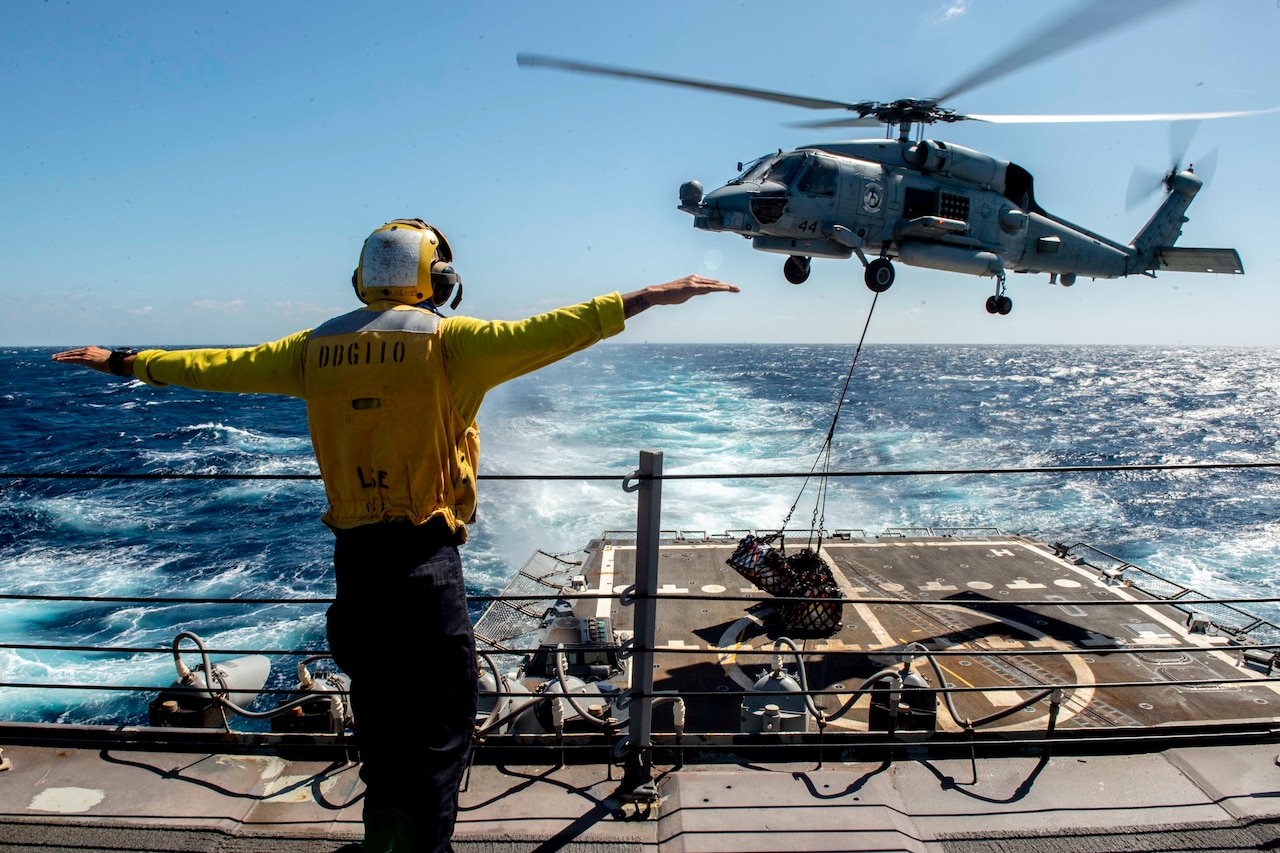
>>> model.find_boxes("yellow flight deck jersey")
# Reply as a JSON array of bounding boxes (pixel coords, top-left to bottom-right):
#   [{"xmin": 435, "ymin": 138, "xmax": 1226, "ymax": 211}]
[{"xmin": 133, "ymin": 295, "xmax": 626, "ymax": 539}]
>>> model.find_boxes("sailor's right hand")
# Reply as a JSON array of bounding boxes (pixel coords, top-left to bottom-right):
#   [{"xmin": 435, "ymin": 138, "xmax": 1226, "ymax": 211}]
[{"xmin": 52, "ymin": 346, "xmax": 117, "ymax": 375}]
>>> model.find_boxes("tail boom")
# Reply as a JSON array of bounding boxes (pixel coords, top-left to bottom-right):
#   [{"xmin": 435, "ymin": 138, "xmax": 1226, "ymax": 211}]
[{"xmin": 1126, "ymin": 168, "xmax": 1243, "ymax": 276}]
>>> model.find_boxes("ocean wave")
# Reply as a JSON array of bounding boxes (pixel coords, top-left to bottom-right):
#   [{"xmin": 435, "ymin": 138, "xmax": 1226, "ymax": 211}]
[{"xmin": 6, "ymin": 343, "xmax": 1280, "ymax": 722}]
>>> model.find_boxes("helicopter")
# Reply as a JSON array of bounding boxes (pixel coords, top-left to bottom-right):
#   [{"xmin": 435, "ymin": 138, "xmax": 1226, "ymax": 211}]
[{"xmin": 517, "ymin": 1, "xmax": 1274, "ymax": 315}]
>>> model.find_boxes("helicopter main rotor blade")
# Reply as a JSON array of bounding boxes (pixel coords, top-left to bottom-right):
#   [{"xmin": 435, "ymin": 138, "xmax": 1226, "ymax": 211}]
[
  {"xmin": 1168, "ymin": 119, "xmax": 1200, "ymax": 168},
  {"xmin": 964, "ymin": 106, "xmax": 1279, "ymax": 124},
  {"xmin": 517, "ymin": 53, "xmax": 870, "ymax": 113},
  {"xmin": 933, "ymin": 0, "xmax": 1195, "ymax": 104},
  {"xmin": 787, "ymin": 116, "xmax": 887, "ymax": 129}
]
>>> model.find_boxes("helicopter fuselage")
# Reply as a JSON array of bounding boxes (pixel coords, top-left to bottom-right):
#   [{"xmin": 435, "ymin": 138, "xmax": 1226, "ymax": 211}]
[{"xmin": 677, "ymin": 138, "xmax": 1234, "ymax": 314}]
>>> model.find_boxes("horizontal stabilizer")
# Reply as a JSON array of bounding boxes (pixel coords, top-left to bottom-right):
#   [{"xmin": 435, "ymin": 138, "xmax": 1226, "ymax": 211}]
[{"xmin": 1153, "ymin": 247, "xmax": 1244, "ymax": 275}]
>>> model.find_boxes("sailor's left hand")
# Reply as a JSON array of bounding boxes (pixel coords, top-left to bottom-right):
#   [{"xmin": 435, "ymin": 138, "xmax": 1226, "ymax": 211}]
[{"xmin": 622, "ymin": 275, "xmax": 740, "ymax": 318}]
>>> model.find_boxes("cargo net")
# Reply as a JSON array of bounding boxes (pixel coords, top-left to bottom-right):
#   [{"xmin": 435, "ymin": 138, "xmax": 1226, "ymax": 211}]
[
  {"xmin": 727, "ymin": 537, "xmax": 843, "ymax": 635},
  {"xmin": 725, "ymin": 292, "xmax": 880, "ymax": 636}
]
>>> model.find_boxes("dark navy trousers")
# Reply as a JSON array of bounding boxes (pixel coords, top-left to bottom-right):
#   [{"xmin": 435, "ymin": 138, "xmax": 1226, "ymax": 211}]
[{"xmin": 328, "ymin": 520, "xmax": 477, "ymax": 853}]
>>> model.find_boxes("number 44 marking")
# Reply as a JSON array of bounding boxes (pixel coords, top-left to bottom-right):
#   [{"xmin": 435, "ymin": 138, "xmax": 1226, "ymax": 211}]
[{"xmin": 796, "ymin": 220, "xmax": 820, "ymax": 234}]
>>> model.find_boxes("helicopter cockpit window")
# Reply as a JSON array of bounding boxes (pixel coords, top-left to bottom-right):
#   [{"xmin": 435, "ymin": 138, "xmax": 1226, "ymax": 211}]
[
  {"xmin": 796, "ymin": 156, "xmax": 837, "ymax": 196},
  {"xmin": 733, "ymin": 153, "xmax": 777, "ymax": 184},
  {"xmin": 761, "ymin": 153, "xmax": 806, "ymax": 188}
]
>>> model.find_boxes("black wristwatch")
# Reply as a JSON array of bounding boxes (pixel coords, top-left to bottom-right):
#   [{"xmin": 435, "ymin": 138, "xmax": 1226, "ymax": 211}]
[{"xmin": 108, "ymin": 348, "xmax": 138, "ymax": 377}]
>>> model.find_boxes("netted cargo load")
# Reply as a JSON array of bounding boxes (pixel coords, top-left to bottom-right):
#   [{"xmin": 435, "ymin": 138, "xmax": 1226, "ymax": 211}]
[
  {"xmin": 726, "ymin": 535, "xmax": 791, "ymax": 595},
  {"xmin": 778, "ymin": 548, "xmax": 843, "ymax": 635},
  {"xmin": 728, "ymin": 538, "xmax": 843, "ymax": 635}
]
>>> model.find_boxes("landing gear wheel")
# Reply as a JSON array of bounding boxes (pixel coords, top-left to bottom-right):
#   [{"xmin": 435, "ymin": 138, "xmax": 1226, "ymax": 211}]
[
  {"xmin": 987, "ymin": 271, "xmax": 1012, "ymax": 315},
  {"xmin": 783, "ymin": 256, "xmax": 811, "ymax": 285},
  {"xmin": 865, "ymin": 258, "xmax": 895, "ymax": 293}
]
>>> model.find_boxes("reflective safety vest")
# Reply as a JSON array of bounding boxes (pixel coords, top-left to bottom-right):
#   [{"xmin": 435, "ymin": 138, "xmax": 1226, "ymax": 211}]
[
  {"xmin": 132, "ymin": 293, "xmax": 627, "ymax": 539},
  {"xmin": 303, "ymin": 304, "xmax": 480, "ymax": 536}
]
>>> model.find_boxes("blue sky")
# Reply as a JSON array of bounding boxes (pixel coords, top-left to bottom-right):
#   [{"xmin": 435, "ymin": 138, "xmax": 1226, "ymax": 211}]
[{"xmin": 3, "ymin": 1, "xmax": 1277, "ymax": 346}]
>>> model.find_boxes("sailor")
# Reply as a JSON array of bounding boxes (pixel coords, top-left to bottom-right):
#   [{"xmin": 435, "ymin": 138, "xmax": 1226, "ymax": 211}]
[{"xmin": 52, "ymin": 218, "xmax": 738, "ymax": 853}]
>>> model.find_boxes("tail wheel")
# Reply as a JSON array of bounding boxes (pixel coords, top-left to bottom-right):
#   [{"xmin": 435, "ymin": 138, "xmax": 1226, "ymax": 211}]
[
  {"xmin": 783, "ymin": 255, "xmax": 811, "ymax": 285},
  {"xmin": 865, "ymin": 258, "xmax": 895, "ymax": 293}
]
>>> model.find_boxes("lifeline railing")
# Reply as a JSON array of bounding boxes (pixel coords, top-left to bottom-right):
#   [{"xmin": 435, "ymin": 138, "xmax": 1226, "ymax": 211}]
[{"xmin": 3, "ymin": 451, "xmax": 1280, "ymax": 788}]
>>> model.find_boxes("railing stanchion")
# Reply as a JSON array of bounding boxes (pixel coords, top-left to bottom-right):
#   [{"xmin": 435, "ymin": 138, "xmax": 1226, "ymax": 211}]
[{"xmin": 618, "ymin": 449, "xmax": 662, "ymax": 800}]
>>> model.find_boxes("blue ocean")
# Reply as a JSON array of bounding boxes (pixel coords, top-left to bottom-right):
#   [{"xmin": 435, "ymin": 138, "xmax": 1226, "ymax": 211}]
[{"xmin": 2, "ymin": 344, "xmax": 1279, "ymax": 725}]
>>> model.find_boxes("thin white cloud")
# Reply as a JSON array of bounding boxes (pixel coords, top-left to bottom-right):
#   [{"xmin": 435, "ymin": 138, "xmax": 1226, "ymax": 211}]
[
  {"xmin": 192, "ymin": 299, "xmax": 245, "ymax": 313},
  {"xmin": 937, "ymin": 0, "xmax": 970, "ymax": 21},
  {"xmin": 270, "ymin": 300, "xmax": 335, "ymax": 319}
]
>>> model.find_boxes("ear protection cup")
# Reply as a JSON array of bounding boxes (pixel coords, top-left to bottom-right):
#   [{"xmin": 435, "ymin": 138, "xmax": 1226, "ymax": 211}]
[{"xmin": 430, "ymin": 261, "xmax": 463, "ymax": 310}]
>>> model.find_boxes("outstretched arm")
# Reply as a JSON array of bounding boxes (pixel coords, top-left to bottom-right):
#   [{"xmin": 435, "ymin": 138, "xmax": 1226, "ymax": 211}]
[
  {"xmin": 52, "ymin": 346, "xmax": 134, "ymax": 376},
  {"xmin": 621, "ymin": 275, "xmax": 739, "ymax": 319},
  {"xmin": 53, "ymin": 335, "xmax": 310, "ymax": 397}
]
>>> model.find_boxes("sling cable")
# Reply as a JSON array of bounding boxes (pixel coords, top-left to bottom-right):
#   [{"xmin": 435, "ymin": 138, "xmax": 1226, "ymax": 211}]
[{"xmin": 727, "ymin": 292, "xmax": 882, "ymax": 635}]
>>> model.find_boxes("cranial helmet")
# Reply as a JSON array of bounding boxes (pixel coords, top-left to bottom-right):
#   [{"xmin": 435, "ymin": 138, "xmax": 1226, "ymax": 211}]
[{"xmin": 352, "ymin": 219, "xmax": 463, "ymax": 309}]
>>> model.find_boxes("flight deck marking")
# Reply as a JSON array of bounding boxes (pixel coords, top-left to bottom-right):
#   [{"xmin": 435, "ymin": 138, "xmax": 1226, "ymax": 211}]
[
  {"xmin": 852, "ymin": 603, "xmax": 894, "ymax": 646},
  {"xmin": 1059, "ymin": 562, "xmax": 1280, "ymax": 688},
  {"xmin": 1006, "ymin": 579, "xmax": 1047, "ymax": 590},
  {"xmin": 938, "ymin": 662, "xmax": 1023, "ymax": 708},
  {"xmin": 1129, "ymin": 625, "xmax": 1178, "ymax": 646},
  {"xmin": 716, "ymin": 617, "xmax": 762, "ymax": 690},
  {"xmin": 264, "ymin": 774, "xmax": 343, "ymax": 803},
  {"xmin": 27, "ymin": 787, "xmax": 106, "ymax": 814},
  {"xmin": 928, "ymin": 604, "xmax": 1096, "ymax": 731},
  {"xmin": 659, "ymin": 584, "xmax": 689, "ymax": 594},
  {"xmin": 1082, "ymin": 631, "xmax": 1117, "ymax": 647},
  {"xmin": 1044, "ymin": 594, "xmax": 1086, "ymax": 618},
  {"xmin": 598, "ymin": 548, "xmax": 615, "ymax": 619}
]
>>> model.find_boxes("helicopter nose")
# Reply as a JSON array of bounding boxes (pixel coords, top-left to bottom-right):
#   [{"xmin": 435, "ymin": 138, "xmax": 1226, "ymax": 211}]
[
  {"xmin": 703, "ymin": 183, "xmax": 751, "ymax": 209},
  {"xmin": 699, "ymin": 184, "xmax": 762, "ymax": 232}
]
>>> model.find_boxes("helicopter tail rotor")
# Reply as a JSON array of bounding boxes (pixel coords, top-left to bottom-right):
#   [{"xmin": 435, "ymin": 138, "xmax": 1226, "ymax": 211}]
[{"xmin": 1124, "ymin": 121, "xmax": 1219, "ymax": 212}]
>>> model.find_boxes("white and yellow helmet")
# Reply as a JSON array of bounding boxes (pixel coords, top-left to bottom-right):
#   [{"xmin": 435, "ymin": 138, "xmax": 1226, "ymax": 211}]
[{"xmin": 353, "ymin": 219, "xmax": 462, "ymax": 308}]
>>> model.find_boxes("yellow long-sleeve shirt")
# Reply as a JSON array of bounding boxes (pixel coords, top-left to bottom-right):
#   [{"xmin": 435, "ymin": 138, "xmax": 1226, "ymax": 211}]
[{"xmin": 133, "ymin": 294, "xmax": 626, "ymax": 536}]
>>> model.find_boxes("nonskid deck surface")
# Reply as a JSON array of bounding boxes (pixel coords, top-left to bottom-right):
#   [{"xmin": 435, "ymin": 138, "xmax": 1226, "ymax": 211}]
[
  {"xmin": 578, "ymin": 533, "xmax": 1280, "ymax": 734},
  {"xmin": 5, "ymin": 532, "xmax": 1280, "ymax": 853}
]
